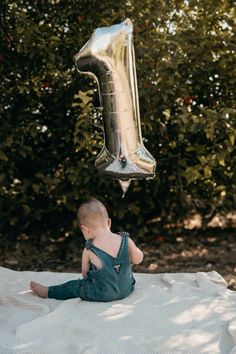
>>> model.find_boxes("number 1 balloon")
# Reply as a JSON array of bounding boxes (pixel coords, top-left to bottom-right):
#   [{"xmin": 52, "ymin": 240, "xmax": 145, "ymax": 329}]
[{"xmin": 75, "ymin": 18, "xmax": 156, "ymax": 194}]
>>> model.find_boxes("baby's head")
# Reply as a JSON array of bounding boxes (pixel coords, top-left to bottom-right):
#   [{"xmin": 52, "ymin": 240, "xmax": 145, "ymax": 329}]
[{"xmin": 77, "ymin": 199, "xmax": 110, "ymax": 239}]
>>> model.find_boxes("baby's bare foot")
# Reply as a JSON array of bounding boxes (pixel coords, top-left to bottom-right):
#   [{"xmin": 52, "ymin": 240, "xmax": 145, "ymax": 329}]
[{"xmin": 30, "ymin": 281, "xmax": 48, "ymax": 298}]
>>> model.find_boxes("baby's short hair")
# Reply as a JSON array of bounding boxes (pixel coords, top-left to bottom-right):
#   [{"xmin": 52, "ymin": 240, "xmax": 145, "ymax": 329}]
[{"xmin": 77, "ymin": 199, "xmax": 109, "ymax": 228}]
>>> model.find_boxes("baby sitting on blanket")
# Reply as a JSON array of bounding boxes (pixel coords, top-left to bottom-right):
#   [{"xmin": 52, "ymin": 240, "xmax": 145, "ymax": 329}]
[{"xmin": 30, "ymin": 198, "xmax": 143, "ymax": 301}]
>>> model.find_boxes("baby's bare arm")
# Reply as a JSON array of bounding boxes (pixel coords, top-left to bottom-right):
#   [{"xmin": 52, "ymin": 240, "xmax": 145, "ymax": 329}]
[
  {"xmin": 128, "ymin": 237, "xmax": 143, "ymax": 264},
  {"xmin": 81, "ymin": 248, "xmax": 90, "ymax": 278}
]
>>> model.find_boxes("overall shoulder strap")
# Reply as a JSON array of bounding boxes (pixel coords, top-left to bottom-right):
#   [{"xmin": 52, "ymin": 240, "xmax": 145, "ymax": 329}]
[
  {"xmin": 85, "ymin": 240, "xmax": 100, "ymax": 256},
  {"xmin": 116, "ymin": 232, "xmax": 129, "ymax": 260},
  {"xmin": 85, "ymin": 240, "xmax": 110, "ymax": 261},
  {"xmin": 118, "ymin": 231, "xmax": 130, "ymax": 237},
  {"xmin": 112, "ymin": 232, "xmax": 131, "ymax": 273},
  {"xmin": 85, "ymin": 240, "xmax": 93, "ymax": 250}
]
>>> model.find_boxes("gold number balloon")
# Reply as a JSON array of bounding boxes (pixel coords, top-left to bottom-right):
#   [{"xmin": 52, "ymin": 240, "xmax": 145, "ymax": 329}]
[{"xmin": 75, "ymin": 19, "xmax": 156, "ymax": 193}]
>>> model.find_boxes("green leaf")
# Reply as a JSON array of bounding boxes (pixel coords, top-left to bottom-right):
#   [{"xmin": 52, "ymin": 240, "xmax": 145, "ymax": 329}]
[
  {"xmin": 0, "ymin": 150, "xmax": 8, "ymax": 161},
  {"xmin": 32, "ymin": 184, "xmax": 40, "ymax": 193},
  {"xmin": 198, "ymin": 156, "xmax": 207, "ymax": 165},
  {"xmin": 22, "ymin": 204, "xmax": 30, "ymax": 216},
  {"xmin": 203, "ymin": 166, "xmax": 212, "ymax": 179},
  {"xmin": 229, "ymin": 132, "xmax": 235, "ymax": 146},
  {"xmin": 219, "ymin": 159, "xmax": 225, "ymax": 167},
  {"xmin": 0, "ymin": 174, "xmax": 5, "ymax": 182},
  {"xmin": 184, "ymin": 168, "xmax": 201, "ymax": 184}
]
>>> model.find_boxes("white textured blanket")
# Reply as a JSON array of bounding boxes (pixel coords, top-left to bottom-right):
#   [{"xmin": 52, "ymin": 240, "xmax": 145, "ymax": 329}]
[{"xmin": 1, "ymin": 267, "xmax": 236, "ymax": 354}]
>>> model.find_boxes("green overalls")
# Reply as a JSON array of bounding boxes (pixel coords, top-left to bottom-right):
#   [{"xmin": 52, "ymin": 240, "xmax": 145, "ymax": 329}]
[{"xmin": 48, "ymin": 232, "xmax": 136, "ymax": 302}]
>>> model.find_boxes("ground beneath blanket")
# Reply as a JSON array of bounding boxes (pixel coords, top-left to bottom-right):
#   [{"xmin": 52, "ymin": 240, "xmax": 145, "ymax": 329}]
[{"xmin": 1, "ymin": 228, "xmax": 236, "ymax": 290}]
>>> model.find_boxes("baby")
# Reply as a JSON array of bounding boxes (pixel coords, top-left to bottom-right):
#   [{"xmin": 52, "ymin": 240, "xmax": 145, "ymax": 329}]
[{"xmin": 30, "ymin": 198, "xmax": 143, "ymax": 301}]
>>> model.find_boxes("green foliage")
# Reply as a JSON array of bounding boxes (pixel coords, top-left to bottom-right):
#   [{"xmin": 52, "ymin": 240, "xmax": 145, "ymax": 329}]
[{"xmin": 0, "ymin": 0, "xmax": 235, "ymax": 239}]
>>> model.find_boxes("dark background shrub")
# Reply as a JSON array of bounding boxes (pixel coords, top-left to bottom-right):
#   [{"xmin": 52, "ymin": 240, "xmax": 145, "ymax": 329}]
[{"xmin": 1, "ymin": 0, "xmax": 235, "ymax": 241}]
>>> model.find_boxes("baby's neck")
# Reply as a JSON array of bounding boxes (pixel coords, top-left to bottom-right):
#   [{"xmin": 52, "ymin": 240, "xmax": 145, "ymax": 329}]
[{"xmin": 91, "ymin": 227, "xmax": 112, "ymax": 241}]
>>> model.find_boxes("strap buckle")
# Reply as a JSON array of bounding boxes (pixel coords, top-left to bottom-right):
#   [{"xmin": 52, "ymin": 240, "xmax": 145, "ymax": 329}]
[{"xmin": 113, "ymin": 264, "xmax": 121, "ymax": 273}]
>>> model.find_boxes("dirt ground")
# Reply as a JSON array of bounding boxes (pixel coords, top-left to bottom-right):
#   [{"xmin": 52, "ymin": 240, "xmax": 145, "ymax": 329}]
[{"xmin": 1, "ymin": 227, "xmax": 236, "ymax": 291}]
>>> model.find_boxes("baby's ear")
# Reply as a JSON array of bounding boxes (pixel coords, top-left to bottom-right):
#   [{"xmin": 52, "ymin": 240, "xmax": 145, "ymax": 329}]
[
  {"xmin": 81, "ymin": 224, "xmax": 89, "ymax": 234},
  {"xmin": 108, "ymin": 218, "xmax": 112, "ymax": 228}
]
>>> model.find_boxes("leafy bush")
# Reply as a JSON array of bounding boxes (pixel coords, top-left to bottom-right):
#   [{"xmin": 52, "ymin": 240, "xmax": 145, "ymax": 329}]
[{"xmin": 1, "ymin": 0, "xmax": 235, "ymax": 240}]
